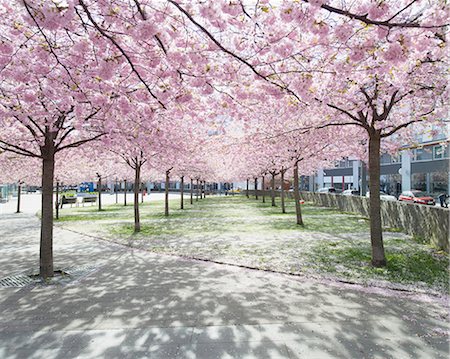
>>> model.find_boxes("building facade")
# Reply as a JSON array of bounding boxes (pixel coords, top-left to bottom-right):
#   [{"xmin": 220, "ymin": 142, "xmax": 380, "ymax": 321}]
[{"xmin": 314, "ymin": 133, "xmax": 449, "ymax": 197}]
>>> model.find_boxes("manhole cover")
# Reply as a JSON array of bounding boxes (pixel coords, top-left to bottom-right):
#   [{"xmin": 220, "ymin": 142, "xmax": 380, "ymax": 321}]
[{"xmin": 0, "ymin": 274, "xmax": 37, "ymax": 287}]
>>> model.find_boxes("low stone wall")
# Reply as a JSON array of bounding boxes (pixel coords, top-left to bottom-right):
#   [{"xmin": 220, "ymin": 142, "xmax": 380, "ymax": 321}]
[{"xmin": 246, "ymin": 190, "xmax": 449, "ymax": 252}]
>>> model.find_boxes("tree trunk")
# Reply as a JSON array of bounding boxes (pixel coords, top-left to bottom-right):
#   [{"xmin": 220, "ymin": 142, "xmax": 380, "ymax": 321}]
[
  {"xmin": 203, "ymin": 181, "xmax": 206, "ymax": 198},
  {"xmin": 98, "ymin": 176, "xmax": 102, "ymax": 211},
  {"xmin": 368, "ymin": 132, "xmax": 386, "ymax": 267},
  {"xmin": 293, "ymin": 161, "xmax": 303, "ymax": 225},
  {"xmin": 190, "ymin": 178, "xmax": 193, "ymax": 204},
  {"xmin": 134, "ymin": 165, "xmax": 141, "ymax": 233},
  {"xmin": 254, "ymin": 178, "xmax": 258, "ymax": 200},
  {"xmin": 271, "ymin": 173, "xmax": 276, "ymax": 207},
  {"xmin": 180, "ymin": 176, "xmax": 184, "ymax": 209},
  {"xmin": 16, "ymin": 182, "xmax": 22, "ymax": 213},
  {"xmin": 165, "ymin": 170, "xmax": 170, "ymax": 216},
  {"xmin": 124, "ymin": 179, "xmax": 127, "ymax": 206},
  {"xmin": 262, "ymin": 176, "xmax": 265, "ymax": 203},
  {"xmin": 246, "ymin": 179, "xmax": 249, "ymax": 198},
  {"xmin": 115, "ymin": 180, "xmax": 118, "ymax": 204},
  {"xmin": 280, "ymin": 169, "xmax": 286, "ymax": 214},
  {"xmin": 200, "ymin": 181, "xmax": 203, "ymax": 199},
  {"xmin": 141, "ymin": 182, "xmax": 144, "ymax": 204},
  {"xmin": 40, "ymin": 149, "xmax": 55, "ymax": 279},
  {"xmin": 196, "ymin": 179, "xmax": 199, "ymax": 201},
  {"xmin": 55, "ymin": 181, "xmax": 59, "ymax": 219}
]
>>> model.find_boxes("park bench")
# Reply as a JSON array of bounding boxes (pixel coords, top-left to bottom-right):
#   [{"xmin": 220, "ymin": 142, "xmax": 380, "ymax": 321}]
[
  {"xmin": 60, "ymin": 197, "xmax": 77, "ymax": 208},
  {"xmin": 81, "ymin": 196, "xmax": 97, "ymax": 206}
]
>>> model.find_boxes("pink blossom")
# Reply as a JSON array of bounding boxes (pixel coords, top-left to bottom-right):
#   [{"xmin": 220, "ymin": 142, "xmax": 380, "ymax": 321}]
[
  {"xmin": 383, "ymin": 43, "xmax": 405, "ymax": 64},
  {"xmin": 368, "ymin": 3, "xmax": 389, "ymax": 20},
  {"xmin": 0, "ymin": 41, "xmax": 13, "ymax": 55},
  {"xmin": 334, "ymin": 24, "xmax": 352, "ymax": 42}
]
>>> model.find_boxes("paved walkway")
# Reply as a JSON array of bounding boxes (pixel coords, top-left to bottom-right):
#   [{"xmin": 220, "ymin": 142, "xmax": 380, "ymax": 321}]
[{"xmin": 0, "ymin": 198, "xmax": 449, "ymax": 358}]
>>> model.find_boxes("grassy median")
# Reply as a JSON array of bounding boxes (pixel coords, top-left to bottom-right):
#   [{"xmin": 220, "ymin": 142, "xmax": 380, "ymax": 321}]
[{"xmin": 56, "ymin": 195, "xmax": 449, "ymax": 294}]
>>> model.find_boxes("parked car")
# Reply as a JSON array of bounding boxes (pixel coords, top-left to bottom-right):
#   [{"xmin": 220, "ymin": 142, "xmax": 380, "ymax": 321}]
[
  {"xmin": 342, "ymin": 189, "xmax": 359, "ymax": 196},
  {"xmin": 318, "ymin": 187, "xmax": 336, "ymax": 193},
  {"xmin": 366, "ymin": 191, "xmax": 397, "ymax": 201},
  {"xmin": 398, "ymin": 190, "xmax": 436, "ymax": 205}
]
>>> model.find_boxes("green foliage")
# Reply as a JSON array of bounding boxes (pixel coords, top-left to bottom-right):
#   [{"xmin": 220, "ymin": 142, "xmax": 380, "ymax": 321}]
[{"xmin": 310, "ymin": 240, "xmax": 449, "ymax": 292}]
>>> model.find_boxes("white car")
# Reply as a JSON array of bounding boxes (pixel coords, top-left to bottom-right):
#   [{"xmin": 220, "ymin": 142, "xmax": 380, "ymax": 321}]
[
  {"xmin": 318, "ymin": 187, "xmax": 336, "ymax": 193},
  {"xmin": 342, "ymin": 189, "xmax": 359, "ymax": 196},
  {"xmin": 366, "ymin": 191, "xmax": 397, "ymax": 201}
]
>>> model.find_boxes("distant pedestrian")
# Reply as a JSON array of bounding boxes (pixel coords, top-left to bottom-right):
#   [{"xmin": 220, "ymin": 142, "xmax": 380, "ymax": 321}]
[
  {"xmin": 438, "ymin": 193, "xmax": 449, "ymax": 208},
  {"xmin": 60, "ymin": 195, "xmax": 66, "ymax": 209}
]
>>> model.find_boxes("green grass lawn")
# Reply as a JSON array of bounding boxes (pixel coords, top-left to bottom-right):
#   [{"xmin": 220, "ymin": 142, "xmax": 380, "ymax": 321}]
[{"xmin": 56, "ymin": 195, "xmax": 449, "ymax": 294}]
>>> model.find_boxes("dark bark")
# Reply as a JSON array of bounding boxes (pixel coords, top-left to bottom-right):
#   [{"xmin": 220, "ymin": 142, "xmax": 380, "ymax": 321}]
[
  {"xmin": 280, "ymin": 168, "xmax": 286, "ymax": 214},
  {"xmin": 254, "ymin": 178, "xmax": 258, "ymax": 200},
  {"xmin": 196, "ymin": 179, "xmax": 199, "ymax": 201},
  {"xmin": 134, "ymin": 165, "xmax": 141, "ymax": 232},
  {"xmin": 124, "ymin": 179, "xmax": 127, "ymax": 206},
  {"xmin": 141, "ymin": 182, "xmax": 144, "ymax": 203},
  {"xmin": 40, "ymin": 144, "xmax": 55, "ymax": 279},
  {"xmin": 271, "ymin": 173, "xmax": 276, "ymax": 207},
  {"xmin": 180, "ymin": 176, "xmax": 184, "ymax": 209},
  {"xmin": 246, "ymin": 179, "xmax": 249, "ymax": 198},
  {"xmin": 262, "ymin": 176, "xmax": 265, "ymax": 203},
  {"xmin": 55, "ymin": 181, "xmax": 59, "ymax": 219},
  {"xmin": 368, "ymin": 132, "xmax": 386, "ymax": 267},
  {"xmin": 16, "ymin": 182, "xmax": 22, "ymax": 213},
  {"xmin": 293, "ymin": 161, "xmax": 304, "ymax": 225},
  {"xmin": 190, "ymin": 178, "xmax": 193, "ymax": 204},
  {"xmin": 115, "ymin": 180, "xmax": 118, "ymax": 204},
  {"xmin": 203, "ymin": 181, "xmax": 206, "ymax": 198},
  {"xmin": 200, "ymin": 181, "xmax": 203, "ymax": 199},
  {"xmin": 165, "ymin": 170, "xmax": 170, "ymax": 216},
  {"xmin": 97, "ymin": 176, "xmax": 102, "ymax": 211}
]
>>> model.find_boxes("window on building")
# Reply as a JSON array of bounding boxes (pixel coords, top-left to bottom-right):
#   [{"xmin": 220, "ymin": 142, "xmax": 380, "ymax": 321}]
[
  {"xmin": 412, "ymin": 173, "xmax": 427, "ymax": 191},
  {"xmin": 414, "ymin": 147, "xmax": 433, "ymax": 161},
  {"xmin": 380, "ymin": 154, "xmax": 391, "ymax": 164},
  {"xmin": 431, "ymin": 172, "xmax": 448, "ymax": 197},
  {"xmin": 391, "ymin": 154, "xmax": 401, "ymax": 163},
  {"xmin": 433, "ymin": 145, "xmax": 449, "ymax": 159}
]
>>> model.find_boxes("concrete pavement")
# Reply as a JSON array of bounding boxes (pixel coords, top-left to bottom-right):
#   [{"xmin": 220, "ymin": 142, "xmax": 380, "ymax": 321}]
[{"xmin": 0, "ymin": 197, "xmax": 449, "ymax": 358}]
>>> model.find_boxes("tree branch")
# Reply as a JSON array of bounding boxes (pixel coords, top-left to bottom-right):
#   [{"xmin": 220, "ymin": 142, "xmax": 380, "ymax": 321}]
[
  {"xmin": 317, "ymin": 1, "xmax": 448, "ymax": 29},
  {"xmin": 167, "ymin": 0, "xmax": 304, "ymax": 104},
  {"xmin": 0, "ymin": 140, "xmax": 41, "ymax": 158},
  {"xmin": 78, "ymin": 0, "xmax": 166, "ymax": 109},
  {"xmin": 56, "ymin": 132, "xmax": 104, "ymax": 152}
]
